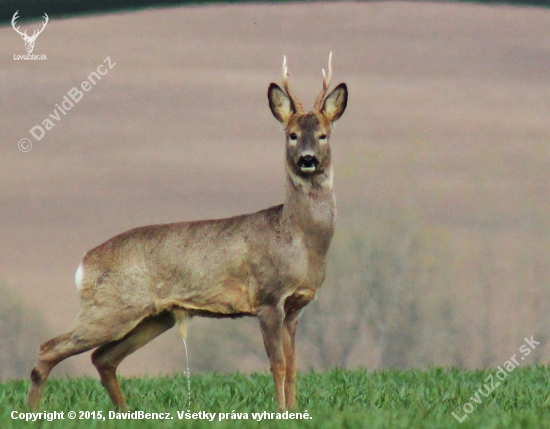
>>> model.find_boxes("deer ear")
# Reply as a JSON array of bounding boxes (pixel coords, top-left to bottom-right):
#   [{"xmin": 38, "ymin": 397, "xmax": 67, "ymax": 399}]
[
  {"xmin": 268, "ymin": 83, "xmax": 295, "ymax": 123},
  {"xmin": 321, "ymin": 83, "xmax": 347, "ymax": 122}
]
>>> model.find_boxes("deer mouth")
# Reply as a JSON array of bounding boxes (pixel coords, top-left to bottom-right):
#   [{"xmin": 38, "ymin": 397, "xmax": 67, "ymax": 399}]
[{"xmin": 298, "ymin": 155, "xmax": 319, "ymax": 173}]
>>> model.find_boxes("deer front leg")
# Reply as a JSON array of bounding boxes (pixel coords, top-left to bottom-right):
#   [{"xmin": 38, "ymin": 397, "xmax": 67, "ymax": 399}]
[
  {"xmin": 283, "ymin": 310, "xmax": 300, "ymax": 409},
  {"xmin": 258, "ymin": 306, "xmax": 286, "ymax": 410}
]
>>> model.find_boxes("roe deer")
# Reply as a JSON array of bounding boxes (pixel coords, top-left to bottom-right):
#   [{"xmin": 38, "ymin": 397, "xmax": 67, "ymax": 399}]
[{"xmin": 26, "ymin": 53, "xmax": 347, "ymax": 411}]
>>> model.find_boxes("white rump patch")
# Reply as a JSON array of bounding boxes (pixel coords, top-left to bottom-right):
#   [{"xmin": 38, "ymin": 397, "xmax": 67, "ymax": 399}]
[{"xmin": 75, "ymin": 263, "xmax": 84, "ymax": 291}]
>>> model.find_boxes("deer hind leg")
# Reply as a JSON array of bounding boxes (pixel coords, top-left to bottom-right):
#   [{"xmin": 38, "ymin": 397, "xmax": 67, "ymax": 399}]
[
  {"xmin": 282, "ymin": 310, "xmax": 300, "ymax": 409},
  {"xmin": 27, "ymin": 306, "xmax": 150, "ymax": 410},
  {"xmin": 27, "ymin": 331, "xmax": 86, "ymax": 410},
  {"xmin": 91, "ymin": 311, "xmax": 175, "ymax": 410},
  {"xmin": 259, "ymin": 306, "xmax": 286, "ymax": 410}
]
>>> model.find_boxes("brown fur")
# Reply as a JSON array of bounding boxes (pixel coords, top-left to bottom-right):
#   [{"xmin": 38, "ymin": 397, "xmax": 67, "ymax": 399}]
[{"xmin": 26, "ymin": 56, "xmax": 347, "ymax": 411}]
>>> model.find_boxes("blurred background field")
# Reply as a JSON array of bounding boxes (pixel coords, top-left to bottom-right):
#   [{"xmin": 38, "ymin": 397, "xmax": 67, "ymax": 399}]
[{"xmin": 0, "ymin": 1, "xmax": 549, "ymax": 380}]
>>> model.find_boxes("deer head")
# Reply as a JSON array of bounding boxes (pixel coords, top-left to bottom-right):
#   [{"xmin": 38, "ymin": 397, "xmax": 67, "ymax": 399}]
[
  {"xmin": 12, "ymin": 11, "xmax": 49, "ymax": 54},
  {"xmin": 268, "ymin": 52, "xmax": 348, "ymax": 180}
]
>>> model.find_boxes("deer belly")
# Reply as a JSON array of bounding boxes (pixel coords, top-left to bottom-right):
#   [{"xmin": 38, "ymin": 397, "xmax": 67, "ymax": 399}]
[{"xmin": 154, "ymin": 275, "xmax": 256, "ymax": 317}]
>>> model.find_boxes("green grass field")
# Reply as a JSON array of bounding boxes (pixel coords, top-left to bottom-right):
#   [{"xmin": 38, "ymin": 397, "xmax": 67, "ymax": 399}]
[{"xmin": 2, "ymin": 367, "xmax": 550, "ymax": 428}]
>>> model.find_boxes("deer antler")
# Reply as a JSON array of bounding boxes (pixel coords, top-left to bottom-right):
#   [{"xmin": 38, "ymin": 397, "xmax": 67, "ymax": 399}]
[
  {"xmin": 282, "ymin": 55, "xmax": 304, "ymax": 114},
  {"xmin": 313, "ymin": 52, "xmax": 333, "ymax": 112},
  {"xmin": 32, "ymin": 13, "xmax": 49, "ymax": 39},
  {"xmin": 11, "ymin": 11, "xmax": 26, "ymax": 37},
  {"xmin": 11, "ymin": 11, "xmax": 49, "ymax": 40}
]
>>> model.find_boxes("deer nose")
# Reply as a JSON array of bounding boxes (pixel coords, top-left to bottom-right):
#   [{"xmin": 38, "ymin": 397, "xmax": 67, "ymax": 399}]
[{"xmin": 298, "ymin": 155, "xmax": 319, "ymax": 172}]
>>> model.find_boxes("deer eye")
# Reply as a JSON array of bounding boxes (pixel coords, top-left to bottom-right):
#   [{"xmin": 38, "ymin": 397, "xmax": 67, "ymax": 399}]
[
  {"xmin": 289, "ymin": 133, "xmax": 298, "ymax": 141},
  {"xmin": 319, "ymin": 134, "xmax": 327, "ymax": 140}
]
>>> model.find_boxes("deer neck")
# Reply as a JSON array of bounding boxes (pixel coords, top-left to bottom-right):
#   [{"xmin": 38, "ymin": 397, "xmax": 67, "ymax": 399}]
[{"xmin": 282, "ymin": 165, "xmax": 336, "ymax": 256}]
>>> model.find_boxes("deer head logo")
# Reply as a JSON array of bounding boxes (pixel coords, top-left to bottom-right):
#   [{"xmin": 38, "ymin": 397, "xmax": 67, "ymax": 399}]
[{"xmin": 12, "ymin": 11, "xmax": 49, "ymax": 54}]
